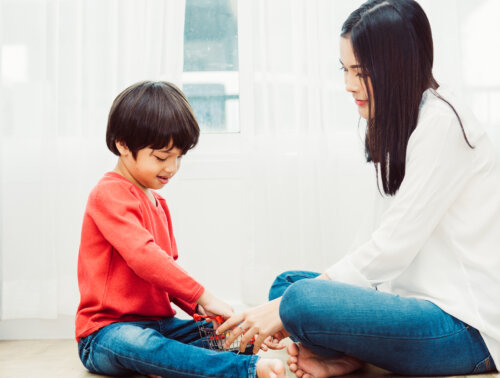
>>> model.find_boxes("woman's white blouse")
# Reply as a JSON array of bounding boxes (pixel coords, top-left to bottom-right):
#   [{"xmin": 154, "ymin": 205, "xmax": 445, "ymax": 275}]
[{"xmin": 326, "ymin": 88, "xmax": 500, "ymax": 366}]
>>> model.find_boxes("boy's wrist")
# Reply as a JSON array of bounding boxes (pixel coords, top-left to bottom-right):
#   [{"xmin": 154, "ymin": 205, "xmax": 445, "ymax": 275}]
[{"xmin": 196, "ymin": 289, "xmax": 211, "ymax": 307}]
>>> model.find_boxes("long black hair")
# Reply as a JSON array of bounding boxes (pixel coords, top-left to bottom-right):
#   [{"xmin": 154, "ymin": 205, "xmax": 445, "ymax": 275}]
[{"xmin": 342, "ymin": 0, "xmax": 471, "ymax": 195}]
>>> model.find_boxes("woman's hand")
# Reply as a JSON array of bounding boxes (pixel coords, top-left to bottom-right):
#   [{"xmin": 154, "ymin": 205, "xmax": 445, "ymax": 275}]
[
  {"xmin": 216, "ymin": 298, "xmax": 287, "ymax": 354},
  {"xmin": 259, "ymin": 331, "xmax": 288, "ymax": 352}
]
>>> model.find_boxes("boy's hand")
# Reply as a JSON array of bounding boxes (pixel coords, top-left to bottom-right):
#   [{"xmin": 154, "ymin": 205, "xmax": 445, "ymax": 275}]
[{"xmin": 196, "ymin": 290, "xmax": 234, "ymax": 329}]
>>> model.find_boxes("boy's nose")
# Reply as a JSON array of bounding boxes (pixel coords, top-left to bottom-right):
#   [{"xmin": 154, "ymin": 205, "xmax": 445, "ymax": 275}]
[{"xmin": 164, "ymin": 160, "xmax": 179, "ymax": 176}]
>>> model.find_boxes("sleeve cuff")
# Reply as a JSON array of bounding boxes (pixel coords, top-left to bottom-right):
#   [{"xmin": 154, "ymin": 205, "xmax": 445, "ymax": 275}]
[
  {"xmin": 325, "ymin": 258, "xmax": 374, "ymax": 289},
  {"xmin": 171, "ymin": 286, "xmax": 204, "ymax": 316}
]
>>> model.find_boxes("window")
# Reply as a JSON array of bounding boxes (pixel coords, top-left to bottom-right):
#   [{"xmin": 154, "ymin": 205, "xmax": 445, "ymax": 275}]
[{"xmin": 183, "ymin": 0, "xmax": 239, "ymax": 133}]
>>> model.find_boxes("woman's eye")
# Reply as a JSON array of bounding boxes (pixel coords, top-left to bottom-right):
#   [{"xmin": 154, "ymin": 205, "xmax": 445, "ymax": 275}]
[{"xmin": 339, "ymin": 66, "xmax": 347, "ymax": 72}]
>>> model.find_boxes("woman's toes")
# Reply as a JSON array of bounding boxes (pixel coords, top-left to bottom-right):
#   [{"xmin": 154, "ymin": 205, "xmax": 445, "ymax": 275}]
[{"xmin": 287, "ymin": 342, "xmax": 300, "ymax": 357}]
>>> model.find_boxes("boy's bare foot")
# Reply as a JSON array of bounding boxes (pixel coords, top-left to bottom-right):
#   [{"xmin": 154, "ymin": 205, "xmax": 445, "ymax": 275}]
[
  {"xmin": 256, "ymin": 358, "xmax": 286, "ymax": 378},
  {"xmin": 287, "ymin": 342, "xmax": 363, "ymax": 377}
]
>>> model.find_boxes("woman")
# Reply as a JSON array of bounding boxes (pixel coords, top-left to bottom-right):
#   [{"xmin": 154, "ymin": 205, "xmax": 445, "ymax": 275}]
[{"xmin": 218, "ymin": 0, "xmax": 500, "ymax": 376}]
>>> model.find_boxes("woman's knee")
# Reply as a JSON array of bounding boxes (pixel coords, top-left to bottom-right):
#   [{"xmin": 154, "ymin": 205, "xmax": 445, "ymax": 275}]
[
  {"xmin": 279, "ymin": 278, "xmax": 320, "ymax": 335},
  {"xmin": 268, "ymin": 270, "xmax": 320, "ymax": 301}
]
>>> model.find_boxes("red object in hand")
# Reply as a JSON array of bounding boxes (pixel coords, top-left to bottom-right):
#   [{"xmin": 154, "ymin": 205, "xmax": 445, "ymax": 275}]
[{"xmin": 193, "ymin": 313, "xmax": 223, "ymax": 323}]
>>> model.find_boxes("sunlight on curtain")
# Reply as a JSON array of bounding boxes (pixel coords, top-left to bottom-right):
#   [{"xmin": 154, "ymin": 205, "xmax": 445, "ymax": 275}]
[
  {"xmin": 238, "ymin": 0, "xmax": 380, "ymax": 305},
  {"xmin": 0, "ymin": 0, "xmax": 186, "ymax": 319},
  {"xmin": 419, "ymin": 0, "xmax": 500, "ymax": 149},
  {"xmin": 1, "ymin": 0, "xmax": 499, "ymax": 323}
]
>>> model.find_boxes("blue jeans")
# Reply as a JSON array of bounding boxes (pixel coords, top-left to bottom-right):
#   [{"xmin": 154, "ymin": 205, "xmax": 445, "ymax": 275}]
[
  {"xmin": 78, "ymin": 317, "xmax": 259, "ymax": 377},
  {"xmin": 270, "ymin": 270, "xmax": 497, "ymax": 376}
]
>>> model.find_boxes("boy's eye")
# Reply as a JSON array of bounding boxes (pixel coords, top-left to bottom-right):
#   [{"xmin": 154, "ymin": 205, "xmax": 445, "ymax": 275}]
[{"xmin": 155, "ymin": 156, "xmax": 167, "ymax": 162}]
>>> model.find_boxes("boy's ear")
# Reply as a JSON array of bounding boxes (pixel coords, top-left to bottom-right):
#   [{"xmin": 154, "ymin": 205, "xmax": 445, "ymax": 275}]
[{"xmin": 115, "ymin": 141, "xmax": 130, "ymax": 156}]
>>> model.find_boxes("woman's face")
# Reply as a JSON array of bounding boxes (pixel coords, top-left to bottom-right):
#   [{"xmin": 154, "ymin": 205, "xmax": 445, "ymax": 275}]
[{"xmin": 339, "ymin": 36, "xmax": 373, "ymax": 119}]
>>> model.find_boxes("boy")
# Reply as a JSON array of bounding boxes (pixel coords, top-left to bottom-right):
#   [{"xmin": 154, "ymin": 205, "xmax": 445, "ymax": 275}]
[{"xmin": 75, "ymin": 81, "xmax": 285, "ymax": 378}]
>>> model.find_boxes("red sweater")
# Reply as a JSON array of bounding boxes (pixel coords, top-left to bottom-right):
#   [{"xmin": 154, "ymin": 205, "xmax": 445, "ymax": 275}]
[{"xmin": 75, "ymin": 172, "xmax": 204, "ymax": 340}]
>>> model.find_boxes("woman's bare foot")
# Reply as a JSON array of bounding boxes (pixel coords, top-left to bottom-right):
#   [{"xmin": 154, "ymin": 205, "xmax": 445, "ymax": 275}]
[
  {"xmin": 256, "ymin": 358, "xmax": 286, "ymax": 378},
  {"xmin": 287, "ymin": 342, "xmax": 363, "ymax": 377}
]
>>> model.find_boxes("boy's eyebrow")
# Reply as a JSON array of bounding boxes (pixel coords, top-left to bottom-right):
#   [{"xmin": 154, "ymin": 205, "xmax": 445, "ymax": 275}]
[{"xmin": 149, "ymin": 149, "xmax": 170, "ymax": 156}]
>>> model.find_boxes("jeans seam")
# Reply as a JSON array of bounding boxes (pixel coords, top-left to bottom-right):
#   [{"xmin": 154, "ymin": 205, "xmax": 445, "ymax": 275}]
[
  {"xmin": 286, "ymin": 273, "xmax": 316, "ymax": 282},
  {"xmin": 95, "ymin": 343, "xmax": 224, "ymax": 378},
  {"xmin": 304, "ymin": 323, "xmax": 469, "ymax": 341},
  {"xmin": 87, "ymin": 353, "xmax": 100, "ymax": 374},
  {"xmin": 247, "ymin": 355, "xmax": 259, "ymax": 378},
  {"xmin": 473, "ymin": 356, "xmax": 491, "ymax": 373},
  {"xmin": 81, "ymin": 335, "xmax": 100, "ymax": 374}
]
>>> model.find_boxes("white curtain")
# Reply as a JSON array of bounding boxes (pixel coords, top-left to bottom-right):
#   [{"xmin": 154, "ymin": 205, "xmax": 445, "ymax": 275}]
[
  {"xmin": 419, "ymin": 0, "xmax": 500, "ymax": 150},
  {"xmin": 237, "ymin": 0, "xmax": 379, "ymax": 305},
  {"xmin": 0, "ymin": 0, "xmax": 186, "ymax": 320},
  {"xmin": 1, "ymin": 0, "xmax": 499, "ymax": 326}
]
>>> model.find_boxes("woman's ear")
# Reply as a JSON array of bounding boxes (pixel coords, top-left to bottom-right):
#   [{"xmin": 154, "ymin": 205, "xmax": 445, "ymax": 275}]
[{"xmin": 115, "ymin": 141, "xmax": 130, "ymax": 156}]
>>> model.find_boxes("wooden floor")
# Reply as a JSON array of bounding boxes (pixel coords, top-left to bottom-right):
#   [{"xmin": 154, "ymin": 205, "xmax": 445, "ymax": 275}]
[{"xmin": 0, "ymin": 339, "xmax": 498, "ymax": 378}]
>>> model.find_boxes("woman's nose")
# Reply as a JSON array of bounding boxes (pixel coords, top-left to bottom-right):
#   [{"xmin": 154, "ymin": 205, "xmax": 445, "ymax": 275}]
[{"xmin": 345, "ymin": 74, "xmax": 358, "ymax": 93}]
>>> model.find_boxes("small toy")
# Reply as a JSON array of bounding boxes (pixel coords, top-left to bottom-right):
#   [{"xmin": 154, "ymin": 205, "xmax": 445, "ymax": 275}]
[{"xmin": 193, "ymin": 313, "xmax": 254, "ymax": 354}]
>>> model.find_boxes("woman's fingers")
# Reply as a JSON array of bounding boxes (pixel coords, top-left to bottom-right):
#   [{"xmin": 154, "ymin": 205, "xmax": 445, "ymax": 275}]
[
  {"xmin": 239, "ymin": 325, "xmax": 256, "ymax": 352},
  {"xmin": 220, "ymin": 321, "xmax": 249, "ymax": 349},
  {"xmin": 217, "ymin": 312, "xmax": 244, "ymax": 335},
  {"xmin": 265, "ymin": 338, "xmax": 286, "ymax": 350},
  {"xmin": 218, "ymin": 299, "xmax": 284, "ymax": 352},
  {"xmin": 261, "ymin": 336, "xmax": 281, "ymax": 351},
  {"xmin": 252, "ymin": 332, "xmax": 269, "ymax": 354}
]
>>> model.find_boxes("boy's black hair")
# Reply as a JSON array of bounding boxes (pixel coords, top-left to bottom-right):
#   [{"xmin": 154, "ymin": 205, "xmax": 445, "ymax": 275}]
[{"xmin": 106, "ymin": 81, "xmax": 200, "ymax": 158}]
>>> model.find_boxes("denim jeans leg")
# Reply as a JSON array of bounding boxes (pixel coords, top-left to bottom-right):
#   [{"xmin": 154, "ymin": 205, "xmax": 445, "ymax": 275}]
[
  {"xmin": 279, "ymin": 278, "xmax": 494, "ymax": 376},
  {"xmin": 78, "ymin": 320, "xmax": 259, "ymax": 378},
  {"xmin": 156, "ymin": 317, "xmax": 206, "ymax": 346},
  {"xmin": 268, "ymin": 270, "xmax": 320, "ymax": 301}
]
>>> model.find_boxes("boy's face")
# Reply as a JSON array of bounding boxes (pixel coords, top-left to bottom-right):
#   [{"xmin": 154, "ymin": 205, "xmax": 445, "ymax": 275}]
[{"xmin": 116, "ymin": 142, "xmax": 182, "ymax": 192}]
